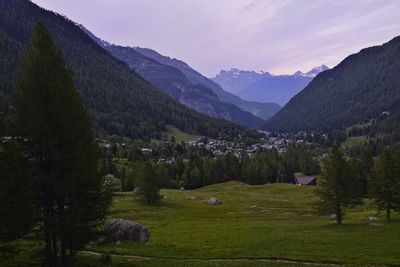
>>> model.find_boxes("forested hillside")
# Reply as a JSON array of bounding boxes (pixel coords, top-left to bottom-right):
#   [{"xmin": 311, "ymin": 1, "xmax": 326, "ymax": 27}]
[
  {"xmin": 0, "ymin": 0, "xmax": 255, "ymax": 140},
  {"xmin": 134, "ymin": 47, "xmax": 281, "ymax": 120},
  {"xmin": 263, "ymin": 36, "xmax": 400, "ymax": 136},
  {"xmin": 83, "ymin": 29, "xmax": 265, "ymax": 128},
  {"xmin": 80, "ymin": 27, "xmax": 232, "ymax": 121}
]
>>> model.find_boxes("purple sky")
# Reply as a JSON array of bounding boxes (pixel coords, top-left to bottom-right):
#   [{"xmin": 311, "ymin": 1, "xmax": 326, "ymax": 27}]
[{"xmin": 31, "ymin": 0, "xmax": 400, "ymax": 77}]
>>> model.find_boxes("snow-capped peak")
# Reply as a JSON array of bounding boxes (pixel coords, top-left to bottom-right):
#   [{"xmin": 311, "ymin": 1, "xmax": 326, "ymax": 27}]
[{"xmin": 294, "ymin": 65, "xmax": 329, "ymax": 77}]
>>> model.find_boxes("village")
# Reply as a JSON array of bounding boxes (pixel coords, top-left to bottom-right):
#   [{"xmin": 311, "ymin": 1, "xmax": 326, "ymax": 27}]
[
  {"xmin": 94, "ymin": 131, "xmax": 318, "ymax": 165},
  {"xmin": 141, "ymin": 131, "xmax": 319, "ymax": 166},
  {"xmin": 180, "ymin": 131, "xmax": 314, "ymax": 157}
]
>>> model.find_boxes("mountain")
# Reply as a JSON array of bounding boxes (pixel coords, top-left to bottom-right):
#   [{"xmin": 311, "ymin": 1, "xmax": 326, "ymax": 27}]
[
  {"xmin": 81, "ymin": 28, "xmax": 264, "ymax": 128},
  {"xmin": 133, "ymin": 47, "xmax": 281, "ymax": 120},
  {"xmin": 222, "ymin": 103, "xmax": 266, "ymax": 130},
  {"xmin": 295, "ymin": 65, "xmax": 329, "ymax": 78},
  {"xmin": 212, "ymin": 65, "xmax": 328, "ymax": 106},
  {"xmin": 211, "ymin": 69, "xmax": 269, "ymax": 94},
  {"xmin": 0, "ymin": 0, "xmax": 256, "ymax": 140},
  {"xmin": 263, "ymin": 37, "xmax": 400, "ymax": 134}
]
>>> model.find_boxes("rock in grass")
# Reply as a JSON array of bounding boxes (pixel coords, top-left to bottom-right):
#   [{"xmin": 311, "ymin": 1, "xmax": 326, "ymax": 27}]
[
  {"xmin": 185, "ymin": 196, "xmax": 197, "ymax": 200},
  {"xmin": 206, "ymin": 197, "xmax": 221, "ymax": 205},
  {"xmin": 368, "ymin": 222, "xmax": 384, "ymax": 227},
  {"xmin": 367, "ymin": 215, "xmax": 379, "ymax": 221},
  {"xmin": 103, "ymin": 219, "xmax": 150, "ymax": 243}
]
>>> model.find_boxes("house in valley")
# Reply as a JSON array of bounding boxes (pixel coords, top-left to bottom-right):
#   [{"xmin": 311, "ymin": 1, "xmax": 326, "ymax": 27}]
[{"xmin": 295, "ymin": 176, "xmax": 317, "ymax": 186}]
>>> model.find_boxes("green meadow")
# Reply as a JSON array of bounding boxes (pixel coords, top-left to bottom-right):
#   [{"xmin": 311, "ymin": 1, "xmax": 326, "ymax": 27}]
[
  {"xmin": 2, "ymin": 181, "xmax": 400, "ymax": 266},
  {"xmin": 92, "ymin": 182, "xmax": 399, "ymax": 265}
]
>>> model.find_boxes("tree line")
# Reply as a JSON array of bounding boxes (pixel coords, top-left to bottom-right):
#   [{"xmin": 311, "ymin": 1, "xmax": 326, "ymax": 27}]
[
  {"xmin": 316, "ymin": 146, "xmax": 400, "ymax": 224},
  {"xmin": 98, "ymin": 139, "xmax": 321, "ymax": 211},
  {"xmin": 101, "ymin": 141, "xmax": 321, "ymax": 204}
]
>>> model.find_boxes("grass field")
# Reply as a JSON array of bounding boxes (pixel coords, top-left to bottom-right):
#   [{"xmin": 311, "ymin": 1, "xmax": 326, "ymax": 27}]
[
  {"xmin": 90, "ymin": 182, "xmax": 400, "ymax": 266},
  {"xmin": 341, "ymin": 136, "xmax": 371, "ymax": 149},
  {"xmin": 165, "ymin": 125, "xmax": 199, "ymax": 143},
  {"xmin": 2, "ymin": 182, "xmax": 400, "ymax": 267}
]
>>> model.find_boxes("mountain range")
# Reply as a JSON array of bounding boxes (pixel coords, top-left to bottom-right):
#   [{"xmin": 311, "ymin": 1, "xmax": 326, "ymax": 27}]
[
  {"xmin": 263, "ymin": 37, "xmax": 400, "ymax": 134},
  {"xmin": 81, "ymin": 27, "xmax": 266, "ymax": 128},
  {"xmin": 212, "ymin": 65, "xmax": 328, "ymax": 106},
  {"xmin": 2, "ymin": 0, "xmax": 399, "ymax": 140},
  {"xmin": 0, "ymin": 0, "xmax": 258, "ymax": 140},
  {"xmin": 132, "ymin": 47, "xmax": 282, "ymax": 121}
]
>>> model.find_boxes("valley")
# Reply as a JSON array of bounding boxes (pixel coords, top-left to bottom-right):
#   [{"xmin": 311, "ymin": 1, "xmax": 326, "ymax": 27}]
[
  {"xmin": 1, "ymin": 1, "xmax": 400, "ymax": 267},
  {"xmin": 2, "ymin": 182, "xmax": 400, "ymax": 266}
]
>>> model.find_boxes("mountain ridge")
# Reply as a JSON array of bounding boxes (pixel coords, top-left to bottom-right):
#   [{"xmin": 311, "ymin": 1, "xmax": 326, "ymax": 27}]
[
  {"xmin": 262, "ymin": 36, "xmax": 400, "ymax": 134},
  {"xmin": 81, "ymin": 26, "xmax": 266, "ymax": 128},
  {"xmin": 0, "ymin": 0, "xmax": 256, "ymax": 140},
  {"xmin": 133, "ymin": 47, "xmax": 281, "ymax": 121},
  {"xmin": 212, "ymin": 65, "xmax": 328, "ymax": 106}
]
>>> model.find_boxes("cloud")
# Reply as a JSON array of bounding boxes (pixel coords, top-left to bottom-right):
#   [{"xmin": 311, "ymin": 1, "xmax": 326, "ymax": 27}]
[{"xmin": 31, "ymin": 0, "xmax": 400, "ymax": 76}]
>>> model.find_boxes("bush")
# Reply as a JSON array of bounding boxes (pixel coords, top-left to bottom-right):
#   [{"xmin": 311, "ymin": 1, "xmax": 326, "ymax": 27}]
[{"xmin": 103, "ymin": 174, "xmax": 122, "ymax": 192}]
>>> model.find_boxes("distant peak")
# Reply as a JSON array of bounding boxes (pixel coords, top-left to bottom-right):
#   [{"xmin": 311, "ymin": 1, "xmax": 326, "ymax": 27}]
[
  {"xmin": 294, "ymin": 65, "xmax": 329, "ymax": 77},
  {"xmin": 218, "ymin": 68, "xmax": 271, "ymax": 77},
  {"xmin": 294, "ymin": 71, "xmax": 304, "ymax": 76},
  {"xmin": 217, "ymin": 66, "xmax": 328, "ymax": 79},
  {"xmin": 309, "ymin": 65, "xmax": 329, "ymax": 72}
]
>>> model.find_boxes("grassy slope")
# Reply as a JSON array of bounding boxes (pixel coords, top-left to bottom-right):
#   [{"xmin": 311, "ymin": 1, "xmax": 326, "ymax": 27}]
[
  {"xmin": 2, "ymin": 182, "xmax": 399, "ymax": 266},
  {"xmin": 166, "ymin": 125, "xmax": 199, "ymax": 143},
  {"xmin": 90, "ymin": 182, "xmax": 400, "ymax": 265},
  {"xmin": 341, "ymin": 136, "xmax": 370, "ymax": 149}
]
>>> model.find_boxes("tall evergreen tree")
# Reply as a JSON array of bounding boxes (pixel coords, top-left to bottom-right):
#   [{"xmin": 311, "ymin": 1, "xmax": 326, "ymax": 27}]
[
  {"xmin": 134, "ymin": 160, "xmax": 161, "ymax": 204},
  {"xmin": 369, "ymin": 148, "xmax": 400, "ymax": 221},
  {"xmin": 0, "ymin": 95, "xmax": 8, "ymax": 134},
  {"xmin": 315, "ymin": 146, "xmax": 361, "ymax": 224},
  {"xmin": 10, "ymin": 22, "xmax": 110, "ymax": 266},
  {"xmin": 356, "ymin": 147, "xmax": 374, "ymax": 195},
  {"xmin": 0, "ymin": 140, "xmax": 39, "ymax": 241}
]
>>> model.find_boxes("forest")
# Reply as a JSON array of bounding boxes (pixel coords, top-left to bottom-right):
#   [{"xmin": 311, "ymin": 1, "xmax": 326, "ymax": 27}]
[
  {"xmin": 263, "ymin": 35, "xmax": 400, "ymax": 141},
  {"xmin": 0, "ymin": 0, "xmax": 258, "ymax": 141}
]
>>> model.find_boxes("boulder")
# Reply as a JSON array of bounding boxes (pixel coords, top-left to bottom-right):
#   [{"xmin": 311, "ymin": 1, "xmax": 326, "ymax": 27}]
[
  {"xmin": 367, "ymin": 215, "xmax": 379, "ymax": 221},
  {"xmin": 206, "ymin": 197, "xmax": 221, "ymax": 205},
  {"xmin": 103, "ymin": 219, "xmax": 150, "ymax": 243},
  {"xmin": 368, "ymin": 222, "xmax": 384, "ymax": 227},
  {"xmin": 185, "ymin": 196, "xmax": 197, "ymax": 200},
  {"xmin": 329, "ymin": 214, "xmax": 337, "ymax": 220}
]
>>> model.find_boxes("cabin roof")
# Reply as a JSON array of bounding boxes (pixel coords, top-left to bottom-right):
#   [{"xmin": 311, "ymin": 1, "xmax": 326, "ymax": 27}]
[{"xmin": 295, "ymin": 176, "xmax": 316, "ymax": 185}]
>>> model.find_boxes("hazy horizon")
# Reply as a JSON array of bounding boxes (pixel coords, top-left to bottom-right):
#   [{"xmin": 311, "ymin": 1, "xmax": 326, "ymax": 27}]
[{"xmin": 30, "ymin": 0, "xmax": 400, "ymax": 77}]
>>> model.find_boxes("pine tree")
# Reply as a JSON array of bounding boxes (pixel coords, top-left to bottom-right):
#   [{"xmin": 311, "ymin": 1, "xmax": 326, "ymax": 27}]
[
  {"xmin": 10, "ymin": 22, "xmax": 110, "ymax": 266},
  {"xmin": 0, "ymin": 140, "xmax": 39, "ymax": 241},
  {"xmin": 0, "ymin": 95, "xmax": 8, "ymax": 134},
  {"xmin": 369, "ymin": 148, "xmax": 400, "ymax": 221},
  {"xmin": 315, "ymin": 146, "xmax": 361, "ymax": 224},
  {"xmin": 134, "ymin": 161, "xmax": 161, "ymax": 204}
]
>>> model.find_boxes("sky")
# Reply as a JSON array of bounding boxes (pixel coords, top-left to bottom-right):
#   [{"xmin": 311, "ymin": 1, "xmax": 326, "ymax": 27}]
[{"xmin": 30, "ymin": 0, "xmax": 400, "ymax": 77}]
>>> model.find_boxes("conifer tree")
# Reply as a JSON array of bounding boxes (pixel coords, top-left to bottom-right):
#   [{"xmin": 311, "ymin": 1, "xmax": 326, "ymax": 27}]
[
  {"xmin": 134, "ymin": 160, "xmax": 161, "ymax": 204},
  {"xmin": 0, "ymin": 95, "xmax": 9, "ymax": 134},
  {"xmin": 9, "ymin": 22, "xmax": 110, "ymax": 266},
  {"xmin": 0, "ymin": 140, "xmax": 39, "ymax": 241},
  {"xmin": 315, "ymin": 146, "xmax": 361, "ymax": 224},
  {"xmin": 369, "ymin": 148, "xmax": 400, "ymax": 221}
]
